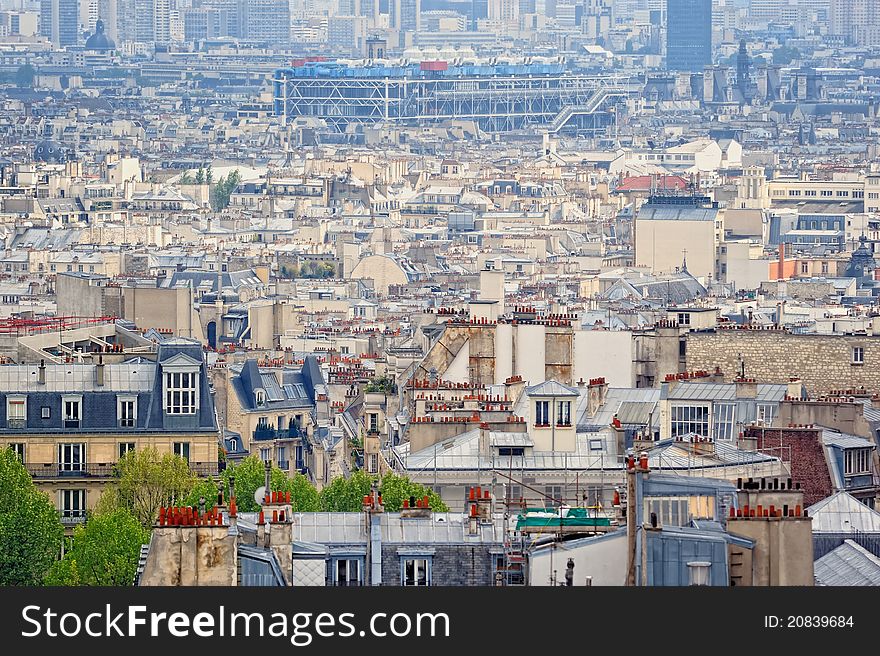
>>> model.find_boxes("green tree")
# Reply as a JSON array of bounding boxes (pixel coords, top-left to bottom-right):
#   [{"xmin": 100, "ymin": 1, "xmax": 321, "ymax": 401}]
[
  {"xmin": 109, "ymin": 447, "xmax": 198, "ymax": 528},
  {"xmin": 319, "ymin": 469, "xmax": 373, "ymax": 511},
  {"xmin": 182, "ymin": 477, "xmax": 219, "ymax": 510},
  {"xmin": 179, "ymin": 170, "xmax": 194, "ymax": 185},
  {"xmin": 210, "ymin": 169, "xmax": 240, "ymax": 211},
  {"xmin": 0, "ymin": 448, "xmax": 64, "ymax": 585},
  {"xmin": 379, "ymin": 472, "xmax": 447, "ymax": 512},
  {"xmin": 45, "ymin": 508, "xmax": 149, "ymax": 586},
  {"xmin": 194, "ymin": 166, "xmax": 205, "ymax": 184},
  {"xmin": 772, "ymin": 45, "xmax": 800, "ymax": 66},
  {"xmin": 205, "ymin": 166, "xmax": 214, "ymax": 185},
  {"xmin": 220, "ymin": 455, "xmax": 319, "ymax": 513},
  {"xmin": 288, "ymin": 473, "xmax": 321, "ymax": 512},
  {"xmin": 15, "ymin": 64, "xmax": 35, "ymax": 88}
]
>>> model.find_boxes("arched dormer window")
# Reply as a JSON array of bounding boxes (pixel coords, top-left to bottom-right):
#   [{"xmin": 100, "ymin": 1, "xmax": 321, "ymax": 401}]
[{"xmin": 255, "ymin": 389, "xmax": 266, "ymax": 406}]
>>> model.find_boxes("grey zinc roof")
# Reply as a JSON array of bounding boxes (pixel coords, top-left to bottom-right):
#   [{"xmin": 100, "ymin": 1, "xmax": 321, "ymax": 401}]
[
  {"xmin": 526, "ymin": 380, "xmax": 580, "ymax": 397},
  {"xmin": 0, "ymin": 363, "xmax": 154, "ymax": 392},
  {"xmin": 807, "ymin": 491, "xmax": 880, "ymax": 533},
  {"xmin": 665, "ymin": 382, "xmax": 787, "ymax": 402},
  {"xmin": 821, "ymin": 430, "xmax": 875, "ymax": 450},
  {"xmin": 637, "ymin": 206, "xmax": 718, "ymax": 222},
  {"xmin": 490, "ymin": 432, "xmax": 534, "ymax": 447},
  {"xmin": 395, "ymin": 428, "xmax": 619, "ymax": 471},
  {"xmin": 615, "ymin": 400, "xmax": 658, "ymax": 426},
  {"xmin": 292, "ymin": 512, "xmax": 367, "ymax": 545},
  {"xmin": 814, "ymin": 540, "xmax": 880, "ymax": 586},
  {"xmin": 644, "ymin": 437, "xmax": 779, "ymax": 470},
  {"xmin": 381, "ymin": 513, "xmax": 504, "ymax": 544}
]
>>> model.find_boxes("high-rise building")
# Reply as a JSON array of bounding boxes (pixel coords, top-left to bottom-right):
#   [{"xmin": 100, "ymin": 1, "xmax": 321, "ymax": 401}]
[
  {"xmin": 241, "ymin": 0, "xmax": 289, "ymax": 42},
  {"xmin": 40, "ymin": 0, "xmax": 79, "ymax": 46},
  {"xmin": 666, "ymin": 0, "xmax": 712, "ymax": 72},
  {"xmin": 113, "ymin": 0, "xmax": 171, "ymax": 43},
  {"xmin": 389, "ymin": 0, "xmax": 419, "ymax": 32},
  {"xmin": 182, "ymin": 6, "xmax": 229, "ymax": 40},
  {"xmin": 830, "ymin": 0, "xmax": 880, "ymax": 46},
  {"xmin": 203, "ymin": 0, "xmax": 244, "ymax": 38}
]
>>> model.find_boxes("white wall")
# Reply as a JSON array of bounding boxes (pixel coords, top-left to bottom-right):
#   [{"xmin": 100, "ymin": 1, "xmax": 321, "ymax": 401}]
[
  {"xmin": 573, "ymin": 330, "xmax": 635, "ymax": 387},
  {"xmin": 529, "ymin": 532, "xmax": 627, "ymax": 586}
]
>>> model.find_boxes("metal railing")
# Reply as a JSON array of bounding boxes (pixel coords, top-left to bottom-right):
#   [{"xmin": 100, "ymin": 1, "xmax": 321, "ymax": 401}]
[
  {"xmin": 25, "ymin": 461, "xmax": 221, "ymax": 478},
  {"xmin": 252, "ymin": 426, "xmax": 306, "ymax": 442}
]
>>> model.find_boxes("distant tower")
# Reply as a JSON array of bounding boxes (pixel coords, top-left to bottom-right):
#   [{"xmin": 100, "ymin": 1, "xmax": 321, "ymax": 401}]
[
  {"xmin": 666, "ymin": 0, "xmax": 712, "ymax": 72},
  {"xmin": 736, "ymin": 39, "xmax": 752, "ymax": 102}
]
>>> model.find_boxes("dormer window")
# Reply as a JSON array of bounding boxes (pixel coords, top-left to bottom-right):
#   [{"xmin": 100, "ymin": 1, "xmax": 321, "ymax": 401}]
[
  {"xmin": 255, "ymin": 389, "xmax": 266, "ymax": 406},
  {"xmin": 164, "ymin": 371, "xmax": 198, "ymax": 415}
]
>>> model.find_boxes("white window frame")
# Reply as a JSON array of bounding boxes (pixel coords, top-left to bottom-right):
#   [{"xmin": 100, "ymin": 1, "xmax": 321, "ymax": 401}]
[
  {"xmin": 60, "ymin": 489, "xmax": 86, "ymax": 521},
  {"xmin": 58, "ymin": 442, "xmax": 85, "ymax": 472},
  {"xmin": 6, "ymin": 395, "xmax": 26, "ymax": 428},
  {"xmin": 535, "ymin": 400, "xmax": 550, "ymax": 426},
  {"xmin": 117, "ymin": 395, "xmax": 137, "ymax": 428},
  {"xmin": 756, "ymin": 403, "xmax": 777, "ymax": 426},
  {"xmin": 853, "ymin": 346, "xmax": 865, "ymax": 365},
  {"xmin": 401, "ymin": 558, "xmax": 431, "ymax": 586},
  {"xmin": 62, "ymin": 395, "xmax": 82, "ymax": 428},
  {"xmin": 7, "ymin": 442, "xmax": 24, "ymax": 460},
  {"xmin": 556, "ymin": 400, "xmax": 571, "ymax": 427},
  {"xmin": 713, "ymin": 402, "xmax": 736, "ymax": 441},
  {"xmin": 333, "ymin": 558, "xmax": 362, "ymax": 587},
  {"xmin": 670, "ymin": 404, "xmax": 710, "ymax": 438},
  {"xmin": 163, "ymin": 369, "xmax": 199, "ymax": 415},
  {"xmin": 368, "ymin": 453, "xmax": 379, "ymax": 473},
  {"xmin": 845, "ymin": 448, "xmax": 872, "ymax": 476},
  {"xmin": 172, "ymin": 442, "xmax": 190, "ymax": 461}
]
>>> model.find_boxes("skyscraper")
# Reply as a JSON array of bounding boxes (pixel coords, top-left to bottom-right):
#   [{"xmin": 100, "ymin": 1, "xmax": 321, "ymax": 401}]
[
  {"xmin": 40, "ymin": 0, "xmax": 79, "ymax": 46},
  {"xmin": 241, "ymin": 0, "xmax": 289, "ymax": 43},
  {"xmin": 389, "ymin": 0, "xmax": 419, "ymax": 32},
  {"xmin": 666, "ymin": 0, "xmax": 712, "ymax": 72}
]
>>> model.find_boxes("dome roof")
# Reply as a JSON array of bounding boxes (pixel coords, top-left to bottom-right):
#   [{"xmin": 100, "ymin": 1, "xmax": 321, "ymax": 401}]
[
  {"xmin": 85, "ymin": 19, "xmax": 116, "ymax": 51},
  {"xmin": 33, "ymin": 140, "xmax": 67, "ymax": 163}
]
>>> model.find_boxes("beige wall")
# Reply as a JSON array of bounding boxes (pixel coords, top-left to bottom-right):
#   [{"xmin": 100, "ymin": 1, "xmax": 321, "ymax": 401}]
[
  {"xmin": 635, "ymin": 218, "xmax": 716, "ymax": 280},
  {"xmin": 350, "ymin": 255, "xmax": 408, "ymax": 297},
  {"xmin": 727, "ymin": 517, "xmax": 813, "ymax": 586},
  {"xmin": 124, "ymin": 286, "xmax": 203, "ymax": 340}
]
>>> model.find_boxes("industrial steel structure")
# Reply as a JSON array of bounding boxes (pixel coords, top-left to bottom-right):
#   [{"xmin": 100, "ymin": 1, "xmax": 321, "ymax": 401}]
[{"xmin": 273, "ymin": 60, "xmax": 643, "ymax": 133}]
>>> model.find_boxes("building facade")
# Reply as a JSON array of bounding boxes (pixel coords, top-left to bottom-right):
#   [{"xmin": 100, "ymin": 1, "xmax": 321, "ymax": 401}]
[{"xmin": 0, "ymin": 339, "xmax": 220, "ymax": 526}]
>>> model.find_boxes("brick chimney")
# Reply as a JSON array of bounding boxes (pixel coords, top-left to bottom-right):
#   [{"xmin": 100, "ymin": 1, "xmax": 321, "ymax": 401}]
[
  {"xmin": 587, "ymin": 377, "xmax": 608, "ymax": 417},
  {"xmin": 735, "ymin": 377, "xmax": 758, "ymax": 399}
]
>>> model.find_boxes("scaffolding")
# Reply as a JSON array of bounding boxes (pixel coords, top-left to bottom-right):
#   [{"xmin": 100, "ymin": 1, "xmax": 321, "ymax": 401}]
[{"xmin": 273, "ymin": 62, "xmax": 643, "ymax": 133}]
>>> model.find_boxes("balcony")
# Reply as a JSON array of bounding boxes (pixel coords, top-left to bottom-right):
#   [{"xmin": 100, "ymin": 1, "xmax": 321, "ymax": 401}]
[
  {"xmin": 25, "ymin": 461, "xmax": 221, "ymax": 478},
  {"xmin": 252, "ymin": 425, "xmax": 305, "ymax": 442},
  {"xmin": 277, "ymin": 459, "xmax": 290, "ymax": 471},
  {"xmin": 61, "ymin": 512, "xmax": 86, "ymax": 525}
]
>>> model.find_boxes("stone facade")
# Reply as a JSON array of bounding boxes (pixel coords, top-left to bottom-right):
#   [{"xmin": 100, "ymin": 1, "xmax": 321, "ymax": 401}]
[
  {"xmin": 687, "ymin": 329, "xmax": 880, "ymax": 394},
  {"xmin": 380, "ymin": 544, "xmax": 499, "ymax": 586}
]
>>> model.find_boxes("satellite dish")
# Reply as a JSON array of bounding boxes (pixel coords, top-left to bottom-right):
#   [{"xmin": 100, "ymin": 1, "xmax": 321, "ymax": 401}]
[{"xmin": 254, "ymin": 486, "xmax": 267, "ymax": 507}]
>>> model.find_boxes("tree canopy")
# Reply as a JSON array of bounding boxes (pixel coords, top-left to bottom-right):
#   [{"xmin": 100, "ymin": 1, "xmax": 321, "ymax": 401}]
[
  {"xmin": 0, "ymin": 448, "xmax": 64, "ymax": 585},
  {"xmin": 45, "ymin": 507, "xmax": 149, "ymax": 586},
  {"xmin": 211, "ymin": 169, "xmax": 240, "ymax": 211},
  {"xmin": 106, "ymin": 447, "xmax": 197, "ymax": 528},
  {"xmin": 15, "ymin": 64, "xmax": 35, "ymax": 88}
]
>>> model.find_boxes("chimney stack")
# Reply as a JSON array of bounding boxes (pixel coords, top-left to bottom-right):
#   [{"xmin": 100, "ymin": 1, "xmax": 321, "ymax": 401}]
[
  {"xmin": 95, "ymin": 355, "xmax": 105, "ymax": 386},
  {"xmin": 38, "ymin": 359, "xmax": 45, "ymax": 385}
]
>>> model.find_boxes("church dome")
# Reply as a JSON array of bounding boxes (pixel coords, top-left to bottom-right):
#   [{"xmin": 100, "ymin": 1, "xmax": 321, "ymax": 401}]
[
  {"xmin": 33, "ymin": 140, "xmax": 67, "ymax": 163},
  {"xmin": 85, "ymin": 19, "xmax": 116, "ymax": 51}
]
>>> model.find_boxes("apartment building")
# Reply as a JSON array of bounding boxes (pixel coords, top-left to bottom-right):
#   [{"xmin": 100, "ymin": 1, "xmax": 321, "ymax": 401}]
[{"xmin": 0, "ymin": 339, "xmax": 219, "ymax": 527}]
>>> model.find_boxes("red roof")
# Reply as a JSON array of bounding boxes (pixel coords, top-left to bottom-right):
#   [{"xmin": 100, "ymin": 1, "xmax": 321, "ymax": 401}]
[{"xmin": 616, "ymin": 175, "xmax": 688, "ymax": 192}]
